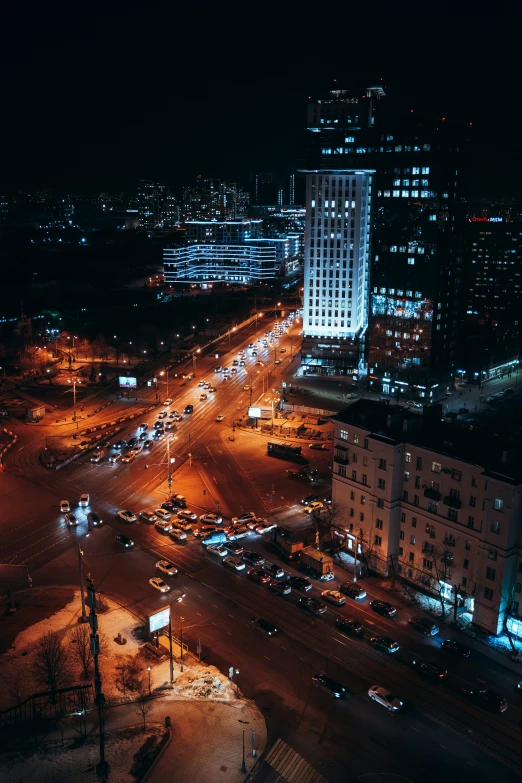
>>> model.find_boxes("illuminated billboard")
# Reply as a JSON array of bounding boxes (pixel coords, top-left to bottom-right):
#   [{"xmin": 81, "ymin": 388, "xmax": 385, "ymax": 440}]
[
  {"xmin": 149, "ymin": 606, "xmax": 170, "ymax": 633},
  {"xmin": 248, "ymin": 407, "xmax": 261, "ymax": 418},
  {"xmin": 119, "ymin": 376, "xmax": 137, "ymax": 389}
]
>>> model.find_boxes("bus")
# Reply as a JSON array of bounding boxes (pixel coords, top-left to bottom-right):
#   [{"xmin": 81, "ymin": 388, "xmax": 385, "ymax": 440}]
[{"xmin": 267, "ymin": 441, "xmax": 302, "ymax": 461}]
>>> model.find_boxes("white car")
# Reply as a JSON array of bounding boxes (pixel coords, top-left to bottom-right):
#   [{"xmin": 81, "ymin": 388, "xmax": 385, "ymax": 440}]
[
  {"xmin": 109, "ymin": 452, "xmax": 122, "ymax": 463},
  {"xmin": 164, "ymin": 398, "xmax": 173, "ymax": 405},
  {"xmin": 156, "ymin": 560, "xmax": 178, "ymax": 576},
  {"xmin": 60, "ymin": 499, "xmax": 70, "ymax": 513},
  {"xmin": 140, "ymin": 511, "xmax": 157, "ymax": 523},
  {"xmin": 178, "ymin": 510, "xmax": 197, "ymax": 522},
  {"xmin": 232, "ymin": 511, "xmax": 256, "ymax": 525},
  {"xmin": 321, "ymin": 590, "xmax": 346, "ymax": 606},
  {"xmin": 223, "ymin": 556, "xmax": 246, "ymax": 571},
  {"xmin": 169, "ymin": 528, "xmax": 187, "ymax": 542},
  {"xmin": 207, "ymin": 544, "xmax": 227, "ymax": 557},
  {"xmin": 118, "ymin": 510, "xmax": 137, "ymax": 523},
  {"xmin": 155, "ymin": 519, "xmax": 173, "ymax": 533},
  {"xmin": 368, "ymin": 686, "xmax": 403, "ymax": 712},
  {"xmin": 200, "ymin": 513, "xmax": 223, "ymax": 525},
  {"xmin": 216, "ymin": 414, "xmax": 225, "ymax": 422},
  {"xmin": 149, "ymin": 577, "xmax": 171, "ymax": 593},
  {"xmin": 155, "ymin": 508, "xmax": 171, "ymax": 521}
]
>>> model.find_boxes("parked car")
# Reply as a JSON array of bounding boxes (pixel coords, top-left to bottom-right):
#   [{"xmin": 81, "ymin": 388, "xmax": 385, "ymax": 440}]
[
  {"xmin": 200, "ymin": 513, "xmax": 223, "ymax": 525},
  {"xmin": 299, "ymin": 596, "xmax": 327, "ymax": 615},
  {"xmin": 289, "ymin": 576, "xmax": 312, "ymax": 592},
  {"xmin": 155, "ymin": 519, "xmax": 173, "ymax": 534},
  {"xmin": 441, "ymin": 639, "xmax": 471, "ymax": 657},
  {"xmin": 247, "ymin": 568, "xmax": 271, "ymax": 584},
  {"xmin": 469, "ymin": 689, "xmax": 508, "ymax": 713},
  {"xmin": 223, "ymin": 556, "xmax": 245, "ymax": 571},
  {"xmin": 140, "ymin": 511, "xmax": 157, "ymax": 524},
  {"xmin": 178, "ymin": 509, "xmax": 197, "ymax": 522},
  {"xmin": 269, "ymin": 580, "xmax": 291, "ymax": 596},
  {"xmin": 242, "ymin": 551, "xmax": 265, "ymax": 566},
  {"xmin": 169, "ymin": 528, "xmax": 187, "ymax": 542}
]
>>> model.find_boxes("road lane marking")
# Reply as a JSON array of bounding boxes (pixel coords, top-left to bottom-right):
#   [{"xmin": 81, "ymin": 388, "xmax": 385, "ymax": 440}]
[
  {"xmin": 411, "ymin": 726, "xmax": 420, "ymax": 732},
  {"xmin": 264, "ymin": 656, "xmax": 271, "ymax": 661},
  {"xmin": 439, "ymin": 745, "xmax": 447, "ymax": 750},
  {"xmin": 226, "ymin": 631, "xmax": 232, "ymax": 636},
  {"xmin": 476, "ymin": 678, "xmax": 485, "ymax": 683},
  {"xmin": 281, "ymin": 646, "xmax": 287, "ymax": 651}
]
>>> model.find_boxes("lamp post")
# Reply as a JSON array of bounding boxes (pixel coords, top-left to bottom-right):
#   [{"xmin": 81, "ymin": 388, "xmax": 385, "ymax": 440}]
[
  {"xmin": 180, "ymin": 616, "xmax": 184, "ymax": 672},
  {"xmin": 238, "ymin": 719, "xmax": 249, "ymax": 774},
  {"xmin": 78, "ymin": 528, "xmax": 91, "ymax": 622},
  {"xmin": 147, "ymin": 666, "xmax": 151, "ymax": 696}
]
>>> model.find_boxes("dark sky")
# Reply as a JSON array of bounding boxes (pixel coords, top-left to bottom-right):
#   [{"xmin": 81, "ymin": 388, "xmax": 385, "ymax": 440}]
[{"xmin": 1, "ymin": 2, "xmax": 520, "ymax": 197}]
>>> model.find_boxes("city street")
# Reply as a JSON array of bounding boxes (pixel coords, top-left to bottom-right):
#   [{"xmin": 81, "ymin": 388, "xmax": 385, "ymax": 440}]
[{"xmin": 2, "ymin": 313, "xmax": 522, "ymax": 781}]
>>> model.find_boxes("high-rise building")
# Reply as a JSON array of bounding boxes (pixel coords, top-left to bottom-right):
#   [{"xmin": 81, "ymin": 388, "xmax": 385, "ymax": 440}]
[
  {"xmin": 331, "ymin": 400, "xmax": 522, "ymax": 636},
  {"xmin": 300, "ymin": 170, "xmax": 373, "ymax": 375},
  {"xmin": 302, "ymin": 85, "xmax": 470, "ymax": 399},
  {"xmin": 137, "ymin": 180, "xmax": 166, "ymax": 228},
  {"xmin": 458, "ymin": 216, "xmax": 522, "ymax": 383},
  {"xmin": 182, "ymin": 177, "xmax": 248, "ymax": 221}
]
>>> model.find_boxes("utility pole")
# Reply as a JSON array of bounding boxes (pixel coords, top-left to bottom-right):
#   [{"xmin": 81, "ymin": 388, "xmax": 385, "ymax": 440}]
[
  {"xmin": 168, "ymin": 610, "xmax": 174, "ymax": 684},
  {"xmin": 180, "ymin": 617, "xmax": 184, "ymax": 672},
  {"xmin": 87, "ymin": 578, "xmax": 110, "ymax": 782}
]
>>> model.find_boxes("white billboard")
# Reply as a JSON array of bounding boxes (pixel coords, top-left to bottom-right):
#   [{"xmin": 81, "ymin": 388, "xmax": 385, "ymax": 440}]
[
  {"xmin": 248, "ymin": 407, "xmax": 261, "ymax": 418},
  {"xmin": 149, "ymin": 606, "xmax": 170, "ymax": 633},
  {"xmin": 119, "ymin": 376, "xmax": 137, "ymax": 389}
]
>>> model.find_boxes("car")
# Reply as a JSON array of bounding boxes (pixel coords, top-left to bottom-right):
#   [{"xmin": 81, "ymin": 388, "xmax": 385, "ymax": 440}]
[
  {"xmin": 169, "ymin": 528, "xmax": 187, "ymax": 542},
  {"xmin": 232, "ymin": 360, "xmax": 239, "ymax": 366},
  {"xmin": 255, "ymin": 520, "xmax": 276, "ymax": 534},
  {"xmin": 156, "ymin": 560, "xmax": 178, "ymax": 576},
  {"xmin": 117, "ymin": 510, "xmax": 137, "ymax": 523},
  {"xmin": 91, "ymin": 451, "xmax": 104, "ymax": 463},
  {"xmin": 149, "ymin": 577, "xmax": 170, "ymax": 593},
  {"xmin": 248, "ymin": 568, "xmax": 271, "ymax": 584},
  {"xmin": 469, "ymin": 689, "xmax": 508, "ymax": 713},
  {"xmin": 406, "ymin": 400, "xmax": 423, "ymax": 409},
  {"xmin": 413, "ymin": 659, "xmax": 447, "ymax": 679},
  {"xmin": 264, "ymin": 563, "xmax": 285, "ymax": 579},
  {"xmin": 246, "ymin": 518, "xmax": 260, "ymax": 530},
  {"xmin": 223, "ymin": 556, "xmax": 246, "ymax": 571},
  {"xmin": 114, "ymin": 440, "xmax": 127, "ymax": 449},
  {"xmin": 301, "ymin": 494, "xmax": 320, "ymax": 505},
  {"xmin": 242, "ymin": 551, "xmax": 265, "ymax": 566},
  {"xmin": 280, "ymin": 348, "xmax": 286, "ymax": 353},
  {"xmin": 312, "ymin": 673, "xmax": 348, "ymax": 699},
  {"xmin": 143, "ymin": 439, "xmax": 154, "ymax": 449},
  {"xmin": 216, "ymin": 414, "xmax": 225, "ymax": 422},
  {"xmin": 251, "ymin": 618, "xmax": 278, "ymax": 636},
  {"xmin": 165, "ymin": 422, "xmax": 174, "ymax": 431},
  {"xmin": 133, "ymin": 443, "xmax": 143, "ymax": 454},
  {"xmin": 155, "ymin": 508, "xmax": 171, "ymax": 521},
  {"xmin": 200, "ymin": 513, "xmax": 223, "ymax": 525},
  {"xmin": 128, "ymin": 437, "xmax": 138, "ymax": 448},
  {"xmin": 340, "ymin": 582, "xmax": 367, "ymax": 600},
  {"xmin": 195, "ymin": 524, "xmax": 219, "ymax": 537},
  {"xmin": 290, "ymin": 576, "xmax": 312, "ymax": 592},
  {"xmin": 371, "ymin": 636, "xmax": 400, "ymax": 653},
  {"xmin": 269, "ymin": 580, "xmax": 291, "ymax": 595},
  {"xmin": 60, "ymin": 500, "xmax": 70, "ymax": 513},
  {"xmin": 207, "ymin": 544, "xmax": 228, "ymax": 557},
  {"xmin": 223, "ymin": 367, "xmax": 230, "ymax": 374},
  {"xmin": 158, "ymin": 411, "xmax": 168, "ymax": 419},
  {"xmin": 209, "ymin": 386, "xmax": 217, "ymax": 392},
  {"xmin": 184, "ymin": 404, "xmax": 194, "ymax": 414},
  {"xmin": 299, "ymin": 596, "xmax": 327, "ymax": 615},
  {"xmin": 256, "ymin": 361, "xmax": 264, "ymax": 367},
  {"xmin": 172, "ymin": 414, "xmax": 183, "ymax": 422},
  {"xmin": 441, "ymin": 639, "xmax": 471, "ymax": 657},
  {"xmin": 164, "ymin": 398, "xmax": 173, "ymax": 406},
  {"xmin": 335, "ymin": 618, "xmax": 363, "ymax": 637},
  {"xmin": 215, "ymin": 366, "xmax": 222, "ymax": 372},
  {"xmin": 122, "ymin": 452, "xmax": 136, "ymax": 463},
  {"xmin": 368, "ymin": 686, "xmax": 403, "ymax": 712},
  {"xmin": 305, "ymin": 501, "xmax": 323, "ymax": 514},
  {"xmin": 370, "ymin": 600, "xmax": 396, "ymax": 617},
  {"xmin": 87, "ymin": 512, "xmax": 102, "ymax": 526},
  {"xmin": 153, "ymin": 430, "xmax": 164, "ymax": 440},
  {"xmin": 155, "ymin": 519, "xmax": 173, "ymax": 533},
  {"xmin": 232, "ymin": 511, "xmax": 256, "ymax": 525},
  {"xmin": 198, "ymin": 380, "xmax": 205, "ymax": 387},
  {"xmin": 65, "ymin": 512, "xmax": 78, "ymax": 526},
  {"xmin": 224, "ymin": 541, "xmax": 244, "ymax": 556},
  {"xmin": 116, "ymin": 534, "xmax": 134, "ymax": 548},
  {"xmin": 153, "ymin": 421, "xmax": 163, "ymax": 429},
  {"xmin": 321, "ymin": 590, "xmax": 346, "ymax": 606},
  {"xmin": 140, "ymin": 422, "xmax": 149, "ymax": 430},
  {"xmin": 161, "ymin": 501, "xmax": 178, "ymax": 513},
  {"xmin": 229, "ymin": 524, "xmax": 249, "ymax": 539},
  {"xmin": 409, "ymin": 618, "xmax": 439, "ymax": 636},
  {"xmin": 200, "ymin": 393, "xmax": 208, "ymax": 400},
  {"xmin": 78, "ymin": 441, "xmax": 90, "ymax": 450},
  {"xmin": 140, "ymin": 511, "xmax": 157, "ymax": 523},
  {"xmin": 274, "ymin": 359, "xmax": 281, "ymax": 365},
  {"xmin": 243, "ymin": 385, "xmax": 250, "ymax": 391},
  {"xmin": 178, "ymin": 509, "xmax": 197, "ymax": 521},
  {"xmin": 239, "ymin": 360, "xmax": 246, "ymax": 366},
  {"xmin": 458, "ymin": 407, "xmax": 469, "ymax": 414},
  {"xmin": 109, "ymin": 452, "xmax": 122, "ymax": 463}
]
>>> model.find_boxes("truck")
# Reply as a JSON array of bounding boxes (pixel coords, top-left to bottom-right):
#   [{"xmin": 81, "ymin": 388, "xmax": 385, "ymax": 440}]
[
  {"xmin": 271, "ymin": 526, "xmax": 307, "ymax": 561},
  {"xmin": 299, "ymin": 546, "xmax": 334, "ymax": 581}
]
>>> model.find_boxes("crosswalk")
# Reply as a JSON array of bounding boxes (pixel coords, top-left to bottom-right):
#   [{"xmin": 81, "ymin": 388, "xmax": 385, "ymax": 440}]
[{"xmin": 264, "ymin": 738, "xmax": 329, "ymax": 783}]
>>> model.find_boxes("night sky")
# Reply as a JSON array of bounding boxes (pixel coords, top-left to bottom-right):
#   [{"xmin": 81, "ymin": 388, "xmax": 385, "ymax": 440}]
[{"xmin": 1, "ymin": 3, "xmax": 520, "ymax": 197}]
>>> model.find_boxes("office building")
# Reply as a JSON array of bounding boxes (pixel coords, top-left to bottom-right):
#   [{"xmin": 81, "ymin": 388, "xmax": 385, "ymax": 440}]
[
  {"xmin": 163, "ymin": 243, "xmax": 277, "ymax": 285},
  {"xmin": 458, "ymin": 217, "xmax": 521, "ymax": 384},
  {"xmin": 300, "ymin": 169, "xmax": 373, "ymax": 376},
  {"xmin": 331, "ymin": 400, "xmax": 522, "ymax": 636},
  {"xmin": 186, "ymin": 219, "xmax": 263, "ymax": 244}
]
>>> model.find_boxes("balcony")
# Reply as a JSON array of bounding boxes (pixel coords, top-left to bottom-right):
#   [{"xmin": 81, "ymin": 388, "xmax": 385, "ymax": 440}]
[
  {"xmin": 424, "ymin": 487, "xmax": 441, "ymax": 501},
  {"xmin": 443, "ymin": 494, "xmax": 461, "ymax": 510},
  {"xmin": 334, "ymin": 454, "xmax": 349, "ymax": 466}
]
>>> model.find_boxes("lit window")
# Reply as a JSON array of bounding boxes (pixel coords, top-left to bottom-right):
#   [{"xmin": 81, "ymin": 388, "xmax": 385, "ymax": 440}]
[
  {"xmin": 402, "ymin": 190, "xmax": 410, "ymax": 197},
  {"xmin": 405, "ymin": 452, "xmax": 411, "ymax": 463},
  {"xmin": 340, "ymin": 429, "xmax": 348, "ymax": 441},
  {"xmin": 392, "ymin": 190, "xmax": 400, "ymax": 198},
  {"xmin": 493, "ymin": 498, "xmax": 504, "ymax": 511},
  {"xmin": 408, "ymin": 258, "xmax": 415, "ymax": 265},
  {"xmin": 491, "ymin": 520, "xmax": 501, "ymax": 534}
]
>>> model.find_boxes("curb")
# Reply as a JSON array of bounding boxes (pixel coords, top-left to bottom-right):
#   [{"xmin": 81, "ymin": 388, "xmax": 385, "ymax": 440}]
[{"xmin": 141, "ymin": 725, "xmax": 173, "ymax": 782}]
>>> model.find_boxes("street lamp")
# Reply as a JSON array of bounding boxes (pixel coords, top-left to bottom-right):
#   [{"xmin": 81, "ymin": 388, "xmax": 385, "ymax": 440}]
[
  {"xmin": 78, "ymin": 529, "xmax": 91, "ymax": 623},
  {"xmin": 238, "ymin": 719, "xmax": 249, "ymax": 774},
  {"xmin": 147, "ymin": 666, "xmax": 151, "ymax": 696},
  {"xmin": 180, "ymin": 616, "xmax": 184, "ymax": 672}
]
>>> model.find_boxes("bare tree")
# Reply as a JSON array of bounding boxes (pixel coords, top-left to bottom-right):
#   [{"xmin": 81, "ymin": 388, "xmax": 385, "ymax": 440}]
[
  {"xmin": 499, "ymin": 581, "xmax": 520, "ymax": 654},
  {"xmin": 71, "ymin": 624, "xmax": 94, "ymax": 680},
  {"xmin": 135, "ymin": 681, "xmax": 153, "ymax": 730},
  {"xmin": 115, "ymin": 656, "xmax": 141, "ymax": 695},
  {"xmin": 10, "ymin": 671, "xmax": 25, "ymax": 706},
  {"xmin": 34, "ymin": 631, "xmax": 70, "ymax": 700}
]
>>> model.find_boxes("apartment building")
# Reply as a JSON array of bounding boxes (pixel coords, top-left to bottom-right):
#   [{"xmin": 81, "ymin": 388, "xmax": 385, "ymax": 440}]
[{"xmin": 331, "ymin": 400, "xmax": 522, "ymax": 636}]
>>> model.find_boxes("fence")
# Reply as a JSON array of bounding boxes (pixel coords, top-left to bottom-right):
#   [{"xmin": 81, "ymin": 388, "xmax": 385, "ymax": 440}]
[{"xmin": 282, "ymin": 403, "xmax": 336, "ymax": 417}]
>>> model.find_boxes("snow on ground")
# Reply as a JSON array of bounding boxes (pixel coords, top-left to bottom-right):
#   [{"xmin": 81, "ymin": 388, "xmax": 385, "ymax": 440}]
[
  {"xmin": 0, "ymin": 725, "xmax": 167, "ymax": 783},
  {"xmin": 151, "ymin": 660, "xmax": 237, "ymax": 702}
]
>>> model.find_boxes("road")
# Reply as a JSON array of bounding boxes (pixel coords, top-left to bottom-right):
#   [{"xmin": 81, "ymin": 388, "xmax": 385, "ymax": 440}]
[{"xmin": 2, "ymin": 312, "xmax": 522, "ymax": 781}]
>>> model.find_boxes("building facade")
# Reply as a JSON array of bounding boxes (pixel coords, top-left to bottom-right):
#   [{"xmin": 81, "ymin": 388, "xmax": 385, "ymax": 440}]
[
  {"xmin": 300, "ymin": 169, "xmax": 373, "ymax": 376},
  {"xmin": 458, "ymin": 217, "xmax": 522, "ymax": 384},
  {"xmin": 163, "ymin": 243, "xmax": 277, "ymax": 284},
  {"xmin": 331, "ymin": 400, "xmax": 522, "ymax": 635}
]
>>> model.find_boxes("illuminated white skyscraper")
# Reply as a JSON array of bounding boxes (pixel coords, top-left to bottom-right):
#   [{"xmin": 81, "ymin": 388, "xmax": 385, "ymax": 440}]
[{"xmin": 300, "ymin": 169, "xmax": 374, "ymax": 375}]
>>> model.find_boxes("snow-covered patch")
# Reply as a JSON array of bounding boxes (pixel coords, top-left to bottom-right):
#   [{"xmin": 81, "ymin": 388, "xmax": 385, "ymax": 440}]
[
  {"xmin": 151, "ymin": 661, "xmax": 237, "ymax": 702},
  {"xmin": 379, "ymin": 579, "xmax": 447, "ymax": 618},
  {"xmin": 0, "ymin": 724, "xmax": 167, "ymax": 783}
]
